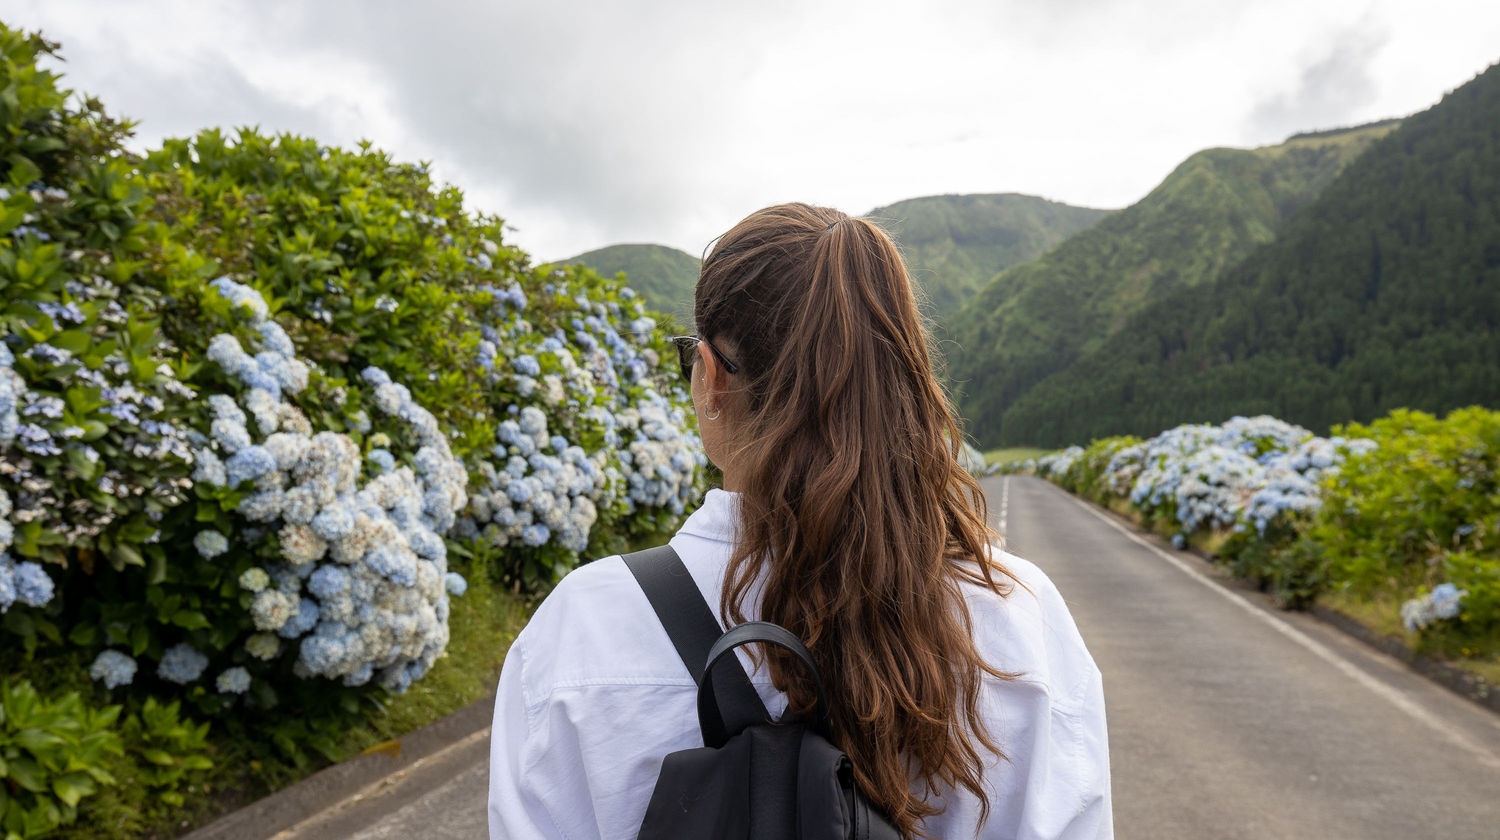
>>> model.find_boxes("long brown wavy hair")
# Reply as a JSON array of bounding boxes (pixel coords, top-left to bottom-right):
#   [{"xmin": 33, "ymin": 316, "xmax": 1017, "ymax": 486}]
[{"xmin": 695, "ymin": 203, "xmax": 1020, "ymax": 837}]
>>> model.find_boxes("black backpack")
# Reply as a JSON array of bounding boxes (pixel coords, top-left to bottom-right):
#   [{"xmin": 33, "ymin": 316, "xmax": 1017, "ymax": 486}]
[{"xmin": 623, "ymin": 545, "xmax": 903, "ymax": 840}]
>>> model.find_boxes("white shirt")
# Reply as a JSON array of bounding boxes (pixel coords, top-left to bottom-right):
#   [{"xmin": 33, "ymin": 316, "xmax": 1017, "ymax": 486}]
[{"xmin": 488, "ymin": 488, "xmax": 1113, "ymax": 839}]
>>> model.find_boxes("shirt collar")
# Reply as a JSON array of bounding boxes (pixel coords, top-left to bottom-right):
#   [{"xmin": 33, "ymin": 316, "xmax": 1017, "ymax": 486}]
[{"xmin": 678, "ymin": 487, "xmax": 740, "ymax": 542}]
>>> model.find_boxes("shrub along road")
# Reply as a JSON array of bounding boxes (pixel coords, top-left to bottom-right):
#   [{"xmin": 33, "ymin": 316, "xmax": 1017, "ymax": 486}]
[{"xmin": 272, "ymin": 475, "xmax": 1500, "ymax": 838}]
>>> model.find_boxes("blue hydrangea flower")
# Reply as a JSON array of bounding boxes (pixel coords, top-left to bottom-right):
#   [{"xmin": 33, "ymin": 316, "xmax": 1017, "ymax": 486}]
[
  {"xmin": 158, "ymin": 643, "xmax": 209, "ymax": 685},
  {"xmin": 365, "ymin": 545, "xmax": 417, "ymax": 586},
  {"xmin": 308, "ymin": 565, "xmax": 351, "ymax": 599},
  {"xmin": 195, "ymin": 530, "xmax": 230, "ymax": 559},
  {"xmin": 277, "ymin": 598, "xmax": 321, "ymax": 639},
  {"xmin": 89, "ymin": 650, "xmax": 138, "ymax": 689},
  {"xmin": 11, "ymin": 561, "xmax": 54, "ymax": 608},
  {"xmin": 444, "ymin": 572, "xmax": 467, "ymax": 597},
  {"xmin": 521, "ymin": 524, "xmax": 551, "ymax": 547},
  {"xmin": 216, "ymin": 666, "xmax": 252, "ymax": 695},
  {"xmin": 367, "ymin": 448, "xmax": 395, "ymax": 474},
  {"xmin": 311, "ymin": 504, "xmax": 356, "ymax": 541},
  {"xmin": 512, "ymin": 354, "xmax": 541, "ymax": 377},
  {"xmin": 225, "ymin": 445, "xmax": 278, "ymax": 486}
]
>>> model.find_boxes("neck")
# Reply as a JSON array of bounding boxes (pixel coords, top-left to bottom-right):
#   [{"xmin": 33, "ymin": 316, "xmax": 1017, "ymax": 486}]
[{"xmin": 719, "ymin": 468, "xmax": 745, "ymax": 494}]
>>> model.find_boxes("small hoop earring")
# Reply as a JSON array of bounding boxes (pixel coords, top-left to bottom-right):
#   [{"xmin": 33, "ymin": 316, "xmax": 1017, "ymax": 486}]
[{"xmin": 704, "ymin": 404, "xmax": 721, "ymax": 421}]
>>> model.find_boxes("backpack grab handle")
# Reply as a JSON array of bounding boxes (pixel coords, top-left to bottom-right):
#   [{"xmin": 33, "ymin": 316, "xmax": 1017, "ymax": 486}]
[{"xmin": 699, "ymin": 621, "xmax": 833, "ymax": 748}]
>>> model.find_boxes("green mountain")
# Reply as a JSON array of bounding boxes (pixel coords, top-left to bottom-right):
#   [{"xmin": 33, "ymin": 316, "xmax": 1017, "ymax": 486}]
[
  {"xmin": 867, "ymin": 194, "xmax": 1112, "ymax": 320},
  {"xmin": 565, "ymin": 243, "xmax": 700, "ymax": 319},
  {"xmin": 947, "ymin": 121, "xmax": 1399, "ymax": 446},
  {"xmin": 999, "ymin": 63, "xmax": 1500, "ymax": 447},
  {"xmin": 565, "ymin": 195, "xmax": 1109, "ymax": 325}
]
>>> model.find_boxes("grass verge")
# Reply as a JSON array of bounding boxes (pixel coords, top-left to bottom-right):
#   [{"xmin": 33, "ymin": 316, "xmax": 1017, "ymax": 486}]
[
  {"xmin": 983, "ymin": 447, "xmax": 1048, "ymax": 466},
  {"xmin": 1319, "ymin": 588, "xmax": 1500, "ymax": 687}
]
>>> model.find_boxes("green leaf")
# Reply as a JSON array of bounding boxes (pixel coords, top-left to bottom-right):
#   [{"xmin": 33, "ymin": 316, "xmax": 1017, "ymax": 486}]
[
  {"xmin": 5, "ymin": 758, "xmax": 44, "ymax": 792},
  {"xmin": 50, "ymin": 773, "xmax": 95, "ymax": 808},
  {"xmin": 32, "ymin": 616, "xmax": 61, "ymax": 645},
  {"xmin": 65, "ymin": 446, "xmax": 100, "ymax": 480},
  {"xmin": 147, "ymin": 550, "xmax": 167, "ymax": 585},
  {"xmin": 181, "ymin": 755, "xmax": 213, "ymax": 771},
  {"xmin": 171, "ymin": 610, "xmax": 211, "ymax": 630},
  {"xmin": 14, "ymin": 728, "xmax": 64, "ymax": 754},
  {"xmin": 130, "ymin": 623, "xmax": 150, "ymax": 657},
  {"xmin": 111, "ymin": 542, "xmax": 143, "ymax": 568},
  {"xmin": 80, "ymin": 420, "xmax": 109, "ymax": 441},
  {"xmin": 141, "ymin": 749, "xmax": 176, "ymax": 767},
  {"xmin": 49, "ymin": 329, "xmax": 92, "ymax": 355},
  {"xmin": 2, "ymin": 610, "xmax": 35, "ymax": 639}
]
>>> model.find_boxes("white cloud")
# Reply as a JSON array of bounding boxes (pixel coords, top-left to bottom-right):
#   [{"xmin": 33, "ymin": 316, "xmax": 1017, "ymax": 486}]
[{"xmin": 10, "ymin": 0, "xmax": 1500, "ymax": 261}]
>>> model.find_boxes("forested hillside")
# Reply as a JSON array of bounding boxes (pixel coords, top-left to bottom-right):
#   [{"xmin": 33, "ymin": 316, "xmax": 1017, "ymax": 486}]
[
  {"xmin": 867, "ymin": 193, "xmax": 1111, "ymax": 320},
  {"xmin": 565, "ymin": 194, "xmax": 1108, "ymax": 325},
  {"xmin": 947, "ymin": 122, "xmax": 1397, "ymax": 446},
  {"xmin": 563, "ymin": 243, "xmax": 699, "ymax": 319},
  {"xmin": 1000, "ymin": 63, "xmax": 1500, "ymax": 447}
]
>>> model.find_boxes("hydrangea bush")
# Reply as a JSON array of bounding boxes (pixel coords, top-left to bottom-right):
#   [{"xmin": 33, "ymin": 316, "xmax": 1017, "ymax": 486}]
[
  {"xmin": 0, "ymin": 26, "xmax": 210, "ymax": 657},
  {"xmin": 1026, "ymin": 410, "xmax": 1499, "ymax": 652},
  {"xmin": 141, "ymin": 128, "xmax": 705, "ymax": 589},
  {"xmin": 176, "ymin": 277, "xmax": 469, "ymax": 698},
  {"xmin": 1027, "ymin": 416, "xmax": 1375, "ymax": 605},
  {"xmin": 0, "ymin": 28, "xmax": 708, "ymax": 837},
  {"xmin": 1032, "ymin": 416, "xmax": 1371, "ymax": 538},
  {"xmin": 457, "ymin": 268, "xmax": 706, "ymax": 586}
]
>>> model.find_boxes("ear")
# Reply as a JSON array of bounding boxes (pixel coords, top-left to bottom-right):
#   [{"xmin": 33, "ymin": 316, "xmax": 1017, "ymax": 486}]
[{"xmin": 697, "ymin": 341, "xmax": 726, "ymax": 396}]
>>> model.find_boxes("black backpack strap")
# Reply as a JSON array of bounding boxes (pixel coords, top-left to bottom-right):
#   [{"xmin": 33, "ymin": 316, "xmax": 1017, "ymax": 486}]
[
  {"xmin": 622, "ymin": 545, "xmax": 768, "ymax": 747},
  {"xmin": 701, "ymin": 621, "xmax": 833, "ymax": 744}
]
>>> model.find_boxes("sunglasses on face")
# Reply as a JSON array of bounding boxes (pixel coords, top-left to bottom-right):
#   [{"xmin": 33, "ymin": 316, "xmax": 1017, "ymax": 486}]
[{"xmin": 667, "ymin": 335, "xmax": 739, "ymax": 382}]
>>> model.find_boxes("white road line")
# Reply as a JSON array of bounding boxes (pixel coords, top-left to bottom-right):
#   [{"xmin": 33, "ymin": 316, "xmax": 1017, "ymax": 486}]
[
  {"xmin": 272, "ymin": 727, "xmax": 494, "ymax": 838},
  {"xmin": 998, "ymin": 477, "xmax": 1010, "ymax": 538},
  {"xmin": 1052, "ymin": 481, "xmax": 1500, "ymax": 771}
]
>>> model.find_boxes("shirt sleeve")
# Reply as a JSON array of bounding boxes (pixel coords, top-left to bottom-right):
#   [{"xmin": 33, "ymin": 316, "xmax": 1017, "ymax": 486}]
[
  {"xmin": 1047, "ymin": 667, "xmax": 1114, "ymax": 840},
  {"xmin": 488, "ymin": 636, "xmax": 579, "ymax": 840},
  {"xmin": 999, "ymin": 565, "xmax": 1114, "ymax": 840}
]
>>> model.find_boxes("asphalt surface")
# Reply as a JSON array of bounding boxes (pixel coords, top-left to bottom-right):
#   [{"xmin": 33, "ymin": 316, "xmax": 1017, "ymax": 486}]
[{"xmin": 276, "ymin": 474, "xmax": 1500, "ymax": 839}]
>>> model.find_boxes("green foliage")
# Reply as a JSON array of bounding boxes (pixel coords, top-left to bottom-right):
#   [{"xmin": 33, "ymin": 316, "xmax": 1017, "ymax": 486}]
[
  {"xmin": 1310, "ymin": 407, "xmax": 1500, "ymax": 653},
  {"xmin": 564, "ymin": 243, "xmax": 700, "ymax": 321},
  {"xmin": 1053, "ymin": 436, "xmax": 1139, "ymax": 503},
  {"xmin": 0, "ymin": 680, "xmax": 122, "ymax": 838},
  {"xmin": 0, "ymin": 25, "xmax": 207, "ymax": 588},
  {"xmin": 117, "ymin": 698, "xmax": 212, "ymax": 808},
  {"xmin": 997, "ymin": 63, "xmax": 1500, "ymax": 447},
  {"xmin": 868, "ymin": 194, "xmax": 1112, "ymax": 322},
  {"xmin": 1220, "ymin": 526, "xmax": 1329, "ymax": 609},
  {"xmin": 140, "ymin": 127, "xmax": 521, "ymax": 461},
  {"xmin": 947, "ymin": 123, "xmax": 1398, "ymax": 447}
]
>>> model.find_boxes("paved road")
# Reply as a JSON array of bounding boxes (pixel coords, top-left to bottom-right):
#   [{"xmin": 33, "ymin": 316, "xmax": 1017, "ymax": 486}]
[
  {"xmin": 278, "ymin": 475, "xmax": 1500, "ymax": 839},
  {"xmin": 995, "ymin": 475, "xmax": 1500, "ymax": 838}
]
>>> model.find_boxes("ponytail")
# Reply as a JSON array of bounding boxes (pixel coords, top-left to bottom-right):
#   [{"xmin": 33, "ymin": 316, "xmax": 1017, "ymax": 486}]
[{"xmin": 695, "ymin": 203, "xmax": 1018, "ymax": 838}]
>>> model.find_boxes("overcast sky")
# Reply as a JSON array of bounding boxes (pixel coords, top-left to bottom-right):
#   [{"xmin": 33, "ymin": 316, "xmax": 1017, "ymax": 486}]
[{"xmin": 14, "ymin": 1, "xmax": 1500, "ymax": 262}]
